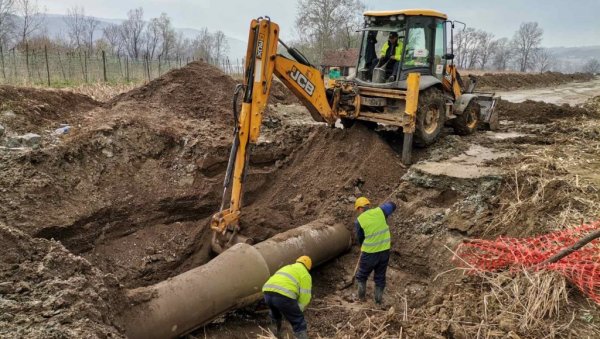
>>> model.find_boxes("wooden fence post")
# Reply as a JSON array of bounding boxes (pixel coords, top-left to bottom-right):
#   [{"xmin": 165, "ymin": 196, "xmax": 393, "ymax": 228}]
[
  {"xmin": 78, "ymin": 51, "xmax": 85, "ymax": 83},
  {"xmin": 102, "ymin": 50, "xmax": 107, "ymax": 82},
  {"xmin": 146, "ymin": 54, "xmax": 150, "ymax": 80},
  {"xmin": 12, "ymin": 48, "xmax": 17, "ymax": 79},
  {"xmin": 158, "ymin": 55, "xmax": 161, "ymax": 76},
  {"xmin": 57, "ymin": 51, "xmax": 66, "ymax": 81},
  {"xmin": 83, "ymin": 51, "xmax": 88, "ymax": 83},
  {"xmin": 44, "ymin": 45, "xmax": 50, "ymax": 86},
  {"xmin": 25, "ymin": 43, "xmax": 30, "ymax": 81},
  {"xmin": 117, "ymin": 53, "xmax": 123, "ymax": 78},
  {"xmin": 0, "ymin": 45, "xmax": 5, "ymax": 80}
]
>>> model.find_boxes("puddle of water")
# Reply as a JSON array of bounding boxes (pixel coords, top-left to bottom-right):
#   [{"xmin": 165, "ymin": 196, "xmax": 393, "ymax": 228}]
[
  {"xmin": 497, "ymin": 78, "xmax": 600, "ymax": 105},
  {"xmin": 485, "ymin": 131, "xmax": 530, "ymax": 140},
  {"xmin": 413, "ymin": 145, "xmax": 510, "ymax": 179}
]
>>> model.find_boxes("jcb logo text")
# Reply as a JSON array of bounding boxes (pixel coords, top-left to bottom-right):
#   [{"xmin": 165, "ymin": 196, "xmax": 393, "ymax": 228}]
[{"xmin": 290, "ymin": 66, "xmax": 315, "ymax": 96}]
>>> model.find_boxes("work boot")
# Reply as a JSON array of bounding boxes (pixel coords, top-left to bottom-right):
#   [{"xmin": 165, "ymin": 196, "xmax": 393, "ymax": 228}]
[
  {"xmin": 269, "ymin": 318, "xmax": 282, "ymax": 338},
  {"xmin": 374, "ymin": 286, "xmax": 384, "ymax": 305},
  {"xmin": 294, "ymin": 330, "xmax": 309, "ymax": 339},
  {"xmin": 357, "ymin": 280, "xmax": 366, "ymax": 301}
]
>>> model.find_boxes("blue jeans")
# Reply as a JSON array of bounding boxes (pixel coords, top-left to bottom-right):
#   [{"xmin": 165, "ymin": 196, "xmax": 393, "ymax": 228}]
[
  {"xmin": 355, "ymin": 250, "xmax": 390, "ymax": 288},
  {"xmin": 264, "ymin": 292, "xmax": 307, "ymax": 333}
]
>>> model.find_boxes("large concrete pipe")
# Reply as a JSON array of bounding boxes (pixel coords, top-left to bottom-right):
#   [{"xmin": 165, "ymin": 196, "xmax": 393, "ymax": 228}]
[{"xmin": 121, "ymin": 219, "xmax": 351, "ymax": 339}]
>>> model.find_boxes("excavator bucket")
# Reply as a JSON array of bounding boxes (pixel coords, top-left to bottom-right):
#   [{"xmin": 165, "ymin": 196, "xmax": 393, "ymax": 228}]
[{"xmin": 477, "ymin": 93, "xmax": 500, "ymax": 131}]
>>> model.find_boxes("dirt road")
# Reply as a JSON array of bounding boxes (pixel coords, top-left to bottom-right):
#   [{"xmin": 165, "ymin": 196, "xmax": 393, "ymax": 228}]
[{"xmin": 497, "ymin": 76, "xmax": 600, "ymax": 104}]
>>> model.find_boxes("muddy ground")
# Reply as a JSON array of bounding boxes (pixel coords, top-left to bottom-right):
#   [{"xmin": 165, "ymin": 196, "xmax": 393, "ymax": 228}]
[
  {"xmin": 470, "ymin": 71, "xmax": 593, "ymax": 91},
  {"xmin": 1, "ymin": 65, "xmax": 599, "ymax": 338}
]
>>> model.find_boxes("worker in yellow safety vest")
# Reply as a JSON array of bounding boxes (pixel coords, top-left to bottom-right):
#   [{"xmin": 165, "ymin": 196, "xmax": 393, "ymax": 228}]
[
  {"xmin": 354, "ymin": 197, "xmax": 396, "ymax": 304},
  {"xmin": 376, "ymin": 31, "xmax": 404, "ymax": 82},
  {"xmin": 262, "ymin": 256, "xmax": 313, "ymax": 339}
]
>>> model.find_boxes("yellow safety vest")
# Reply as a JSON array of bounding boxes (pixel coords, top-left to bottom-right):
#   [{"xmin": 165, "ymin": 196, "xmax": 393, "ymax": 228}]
[
  {"xmin": 357, "ymin": 207, "xmax": 391, "ymax": 253},
  {"xmin": 380, "ymin": 41, "xmax": 403, "ymax": 61},
  {"xmin": 262, "ymin": 263, "xmax": 312, "ymax": 311}
]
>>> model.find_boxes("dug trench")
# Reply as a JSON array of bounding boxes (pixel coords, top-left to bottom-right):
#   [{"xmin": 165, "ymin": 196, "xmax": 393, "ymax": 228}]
[{"xmin": 0, "ymin": 64, "xmax": 599, "ymax": 338}]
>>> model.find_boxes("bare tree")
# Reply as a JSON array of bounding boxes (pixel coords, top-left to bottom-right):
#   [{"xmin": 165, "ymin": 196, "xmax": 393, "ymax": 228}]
[
  {"xmin": 120, "ymin": 7, "xmax": 145, "ymax": 59},
  {"xmin": 156, "ymin": 13, "xmax": 175, "ymax": 60},
  {"xmin": 102, "ymin": 24, "xmax": 122, "ymax": 54},
  {"xmin": 193, "ymin": 27, "xmax": 214, "ymax": 61},
  {"xmin": 16, "ymin": 0, "xmax": 45, "ymax": 45},
  {"xmin": 213, "ymin": 30, "xmax": 229, "ymax": 61},
  {"xmin": 476, "ymin": 32, "xmax": 496, "ymax": 70},
  {"xmin": 173, "ymin": 31, "xmax": 192, "ymax": 60},
  {"xmin": 532, "ymin": 48, "xmax": 555, "ymax": 73},
  {"xmin": 492, "ymin": 37, "xmax": 512, "ymax": 71},
  {"xmin": 144, "ymin": 17, "xmax": 161, "ymax": 59},
  {"xmin": 454, "ymin": 27, "xmax": 479, "ymax": 69},
  {"xmin": 512, "ymin": 22, "xmax": 543, "ymax": 72},
  {"xmin": 84, "ymin": 15, "xmax": 100, "ymax": 52},
  {"xmin": 295, "ymin": 0, "xmax": 364, "ymax": 63},
  {"xmin": 582, "ymin": 58, "xmax": 600, "ymax": 74},
  {"xmin": 0, "ymin": 0, "xmax": 16, "ymax": 47},
  {"xmin": 65, "ymin": 6, "xmax": 85, "ymax": 49}
]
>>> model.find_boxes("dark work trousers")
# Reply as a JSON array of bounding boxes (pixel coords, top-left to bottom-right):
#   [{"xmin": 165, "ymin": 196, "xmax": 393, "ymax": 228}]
[
  {"xmin": 264, "ymin": 291, "xmax": 307, "ymax": 333},
  {"xmin": 355, "ymin": 250, "xmax": 390, "ymax": 288}
]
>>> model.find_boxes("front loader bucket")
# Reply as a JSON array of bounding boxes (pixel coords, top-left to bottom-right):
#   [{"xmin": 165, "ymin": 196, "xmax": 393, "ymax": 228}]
[{"xmin": 477, "ymin": 93, "xmax": 500, "ymax": 131}]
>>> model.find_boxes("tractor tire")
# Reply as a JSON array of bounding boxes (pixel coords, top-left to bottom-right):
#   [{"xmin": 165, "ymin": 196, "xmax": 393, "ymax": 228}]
[
  {"xmin": 452, "ymin": 100, "xmax": 480, "ymax": 135},
  {"xmin": 414, "ymin": 88, "xmax": 446, "ymax": 147}
]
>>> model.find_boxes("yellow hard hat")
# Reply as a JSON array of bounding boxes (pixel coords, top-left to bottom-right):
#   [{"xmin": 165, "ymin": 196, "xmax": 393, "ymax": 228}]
[
  {"xmin": 296, "ymin": 255, "xmax": 312, "ymax": 270},
  {"xmin": 354, "ymin": 197, "xmax": 370, "ymax": 210}
]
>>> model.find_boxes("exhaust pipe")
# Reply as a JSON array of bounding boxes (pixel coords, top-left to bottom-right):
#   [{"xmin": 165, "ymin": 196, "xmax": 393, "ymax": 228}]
[{"xmin": 120, "ymin": 219, "xmax": 351, "ymax": 339}]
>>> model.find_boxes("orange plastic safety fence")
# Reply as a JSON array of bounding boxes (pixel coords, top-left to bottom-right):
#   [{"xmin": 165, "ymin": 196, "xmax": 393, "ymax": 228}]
[{"xmin": 454, "ymin": 221, "xmax": 600, "ymax": 304}]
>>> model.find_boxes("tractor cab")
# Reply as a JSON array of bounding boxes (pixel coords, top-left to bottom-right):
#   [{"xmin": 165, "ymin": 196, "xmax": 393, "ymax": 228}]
[{"xmin": 355, "ymin": 9, "xmax": 449, "ymax": 89}]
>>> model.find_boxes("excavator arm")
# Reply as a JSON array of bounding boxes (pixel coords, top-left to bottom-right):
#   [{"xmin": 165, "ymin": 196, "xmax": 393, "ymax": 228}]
[{"xmin": 210, "ymin": 18, "xmax": 338, "ymax": 251}]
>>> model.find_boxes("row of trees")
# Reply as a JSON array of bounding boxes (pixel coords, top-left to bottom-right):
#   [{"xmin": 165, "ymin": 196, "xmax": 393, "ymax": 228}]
[
  {"xmin": 454, "ymin": 22, "xmax": 555, "ymax": 73},
  {"xmin": 0, "ymin": 2, "xmax": 229, "ymax": 63},
  {"xmin": 0, "ymin": 0, "xmax": 45, "ymax": 47},
  {"xmin": 293, "ymin": 0, "xmax": 598, "ymax": 74}
]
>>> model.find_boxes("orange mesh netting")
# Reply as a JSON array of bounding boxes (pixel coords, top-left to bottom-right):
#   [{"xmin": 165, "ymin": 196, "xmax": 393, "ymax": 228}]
[{"xmin": 454, "ymin": 221, "xmax": 600, "ymax": 304}]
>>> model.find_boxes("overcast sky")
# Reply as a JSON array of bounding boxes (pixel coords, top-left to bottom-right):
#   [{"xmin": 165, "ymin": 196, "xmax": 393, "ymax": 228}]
[{"xmin": 39, "ymin": 0, "xmax": 600, "ymax": 47}]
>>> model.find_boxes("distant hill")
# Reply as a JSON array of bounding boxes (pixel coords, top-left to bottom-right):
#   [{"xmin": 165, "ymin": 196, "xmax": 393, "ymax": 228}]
[
  {"xmin": 34, "ymin": 13, "xmax": 246, "ymax": 60},
  {"xmin": 548, "ymin": 46, "xmax": 600, "ymax": 72}
]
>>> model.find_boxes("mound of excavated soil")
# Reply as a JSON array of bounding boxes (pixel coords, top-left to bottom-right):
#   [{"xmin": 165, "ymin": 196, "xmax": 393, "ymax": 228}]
[
  {"xmin": 0, "ymin": 224, "xmax": 126, "ymax": 338},
  {"xmin": 240, "ymin": 123, "xmax": 406, "ymax": 242},
  {"xmin": 584, "ymin": 95, "xmax": 600, "ymax": 114},
  {"xmin": 474, "ymin": 72, "xmax": 593, "ymax": 91},
  {"xmin": 496, "ymin": 99, "xmax": 593, "ymax": 124},
  {"xmin": 109, "ymin": 61, "xmax": 237, "ymax": 123},
  {"xmin": 0, "ymin": 86, "xmax": 100, "ymax": 134}
]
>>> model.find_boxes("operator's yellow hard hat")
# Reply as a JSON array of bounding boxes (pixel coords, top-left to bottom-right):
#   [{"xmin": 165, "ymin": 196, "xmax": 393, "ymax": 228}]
[
  {"xmin": 296, "ymin": 255, "xmax": 312, "ymax": 270},
  {"xmin": 354, "ymin": 197, "xmax": 371, "ymax": 210}
]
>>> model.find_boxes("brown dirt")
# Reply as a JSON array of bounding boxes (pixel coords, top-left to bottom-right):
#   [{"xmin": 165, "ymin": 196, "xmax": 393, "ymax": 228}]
[
  {"xmin": 496, "ymin": 99, "xmax": 596, "ymax": 124},
  {"xmin": 2, "ymin": 61, "xmax": 600, "ymax": 338},
  {"xmin": 0, "ymin": 85, "xmax": 100, "ymax": 134},
  {"xmin": 0, "ymin": 224, "xmax": 126, "ymax": 338},
  {"xmin": 473, "ymin": 72, "xmax": 593, "ymax": 91}
]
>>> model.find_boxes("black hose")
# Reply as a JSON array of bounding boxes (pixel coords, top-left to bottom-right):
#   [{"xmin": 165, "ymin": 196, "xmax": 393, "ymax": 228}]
[{"xmin": 232, "ymin": 84, "xmax": 244, "ymax": 129}]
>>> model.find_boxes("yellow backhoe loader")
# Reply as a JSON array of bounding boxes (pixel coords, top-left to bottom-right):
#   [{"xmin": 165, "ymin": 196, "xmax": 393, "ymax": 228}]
[{"xmin": 211, "ymin": 9, "xmax": 499, "ymax": 251}]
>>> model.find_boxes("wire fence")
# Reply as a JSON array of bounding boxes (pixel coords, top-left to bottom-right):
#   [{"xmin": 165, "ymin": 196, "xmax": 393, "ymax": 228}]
[{"xmin": 0, "ymin": 46, "xmax": 245, "ymax": 87}]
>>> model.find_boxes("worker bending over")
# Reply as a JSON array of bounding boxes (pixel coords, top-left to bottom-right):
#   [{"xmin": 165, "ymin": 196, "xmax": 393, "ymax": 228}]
[
  {"xmin": 354, "ymin": 197, "xmax": 397, "ymax": 304},
  {"xmin": 262, "ymin": 256, "xmax": 313, "ymax": 339}
]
